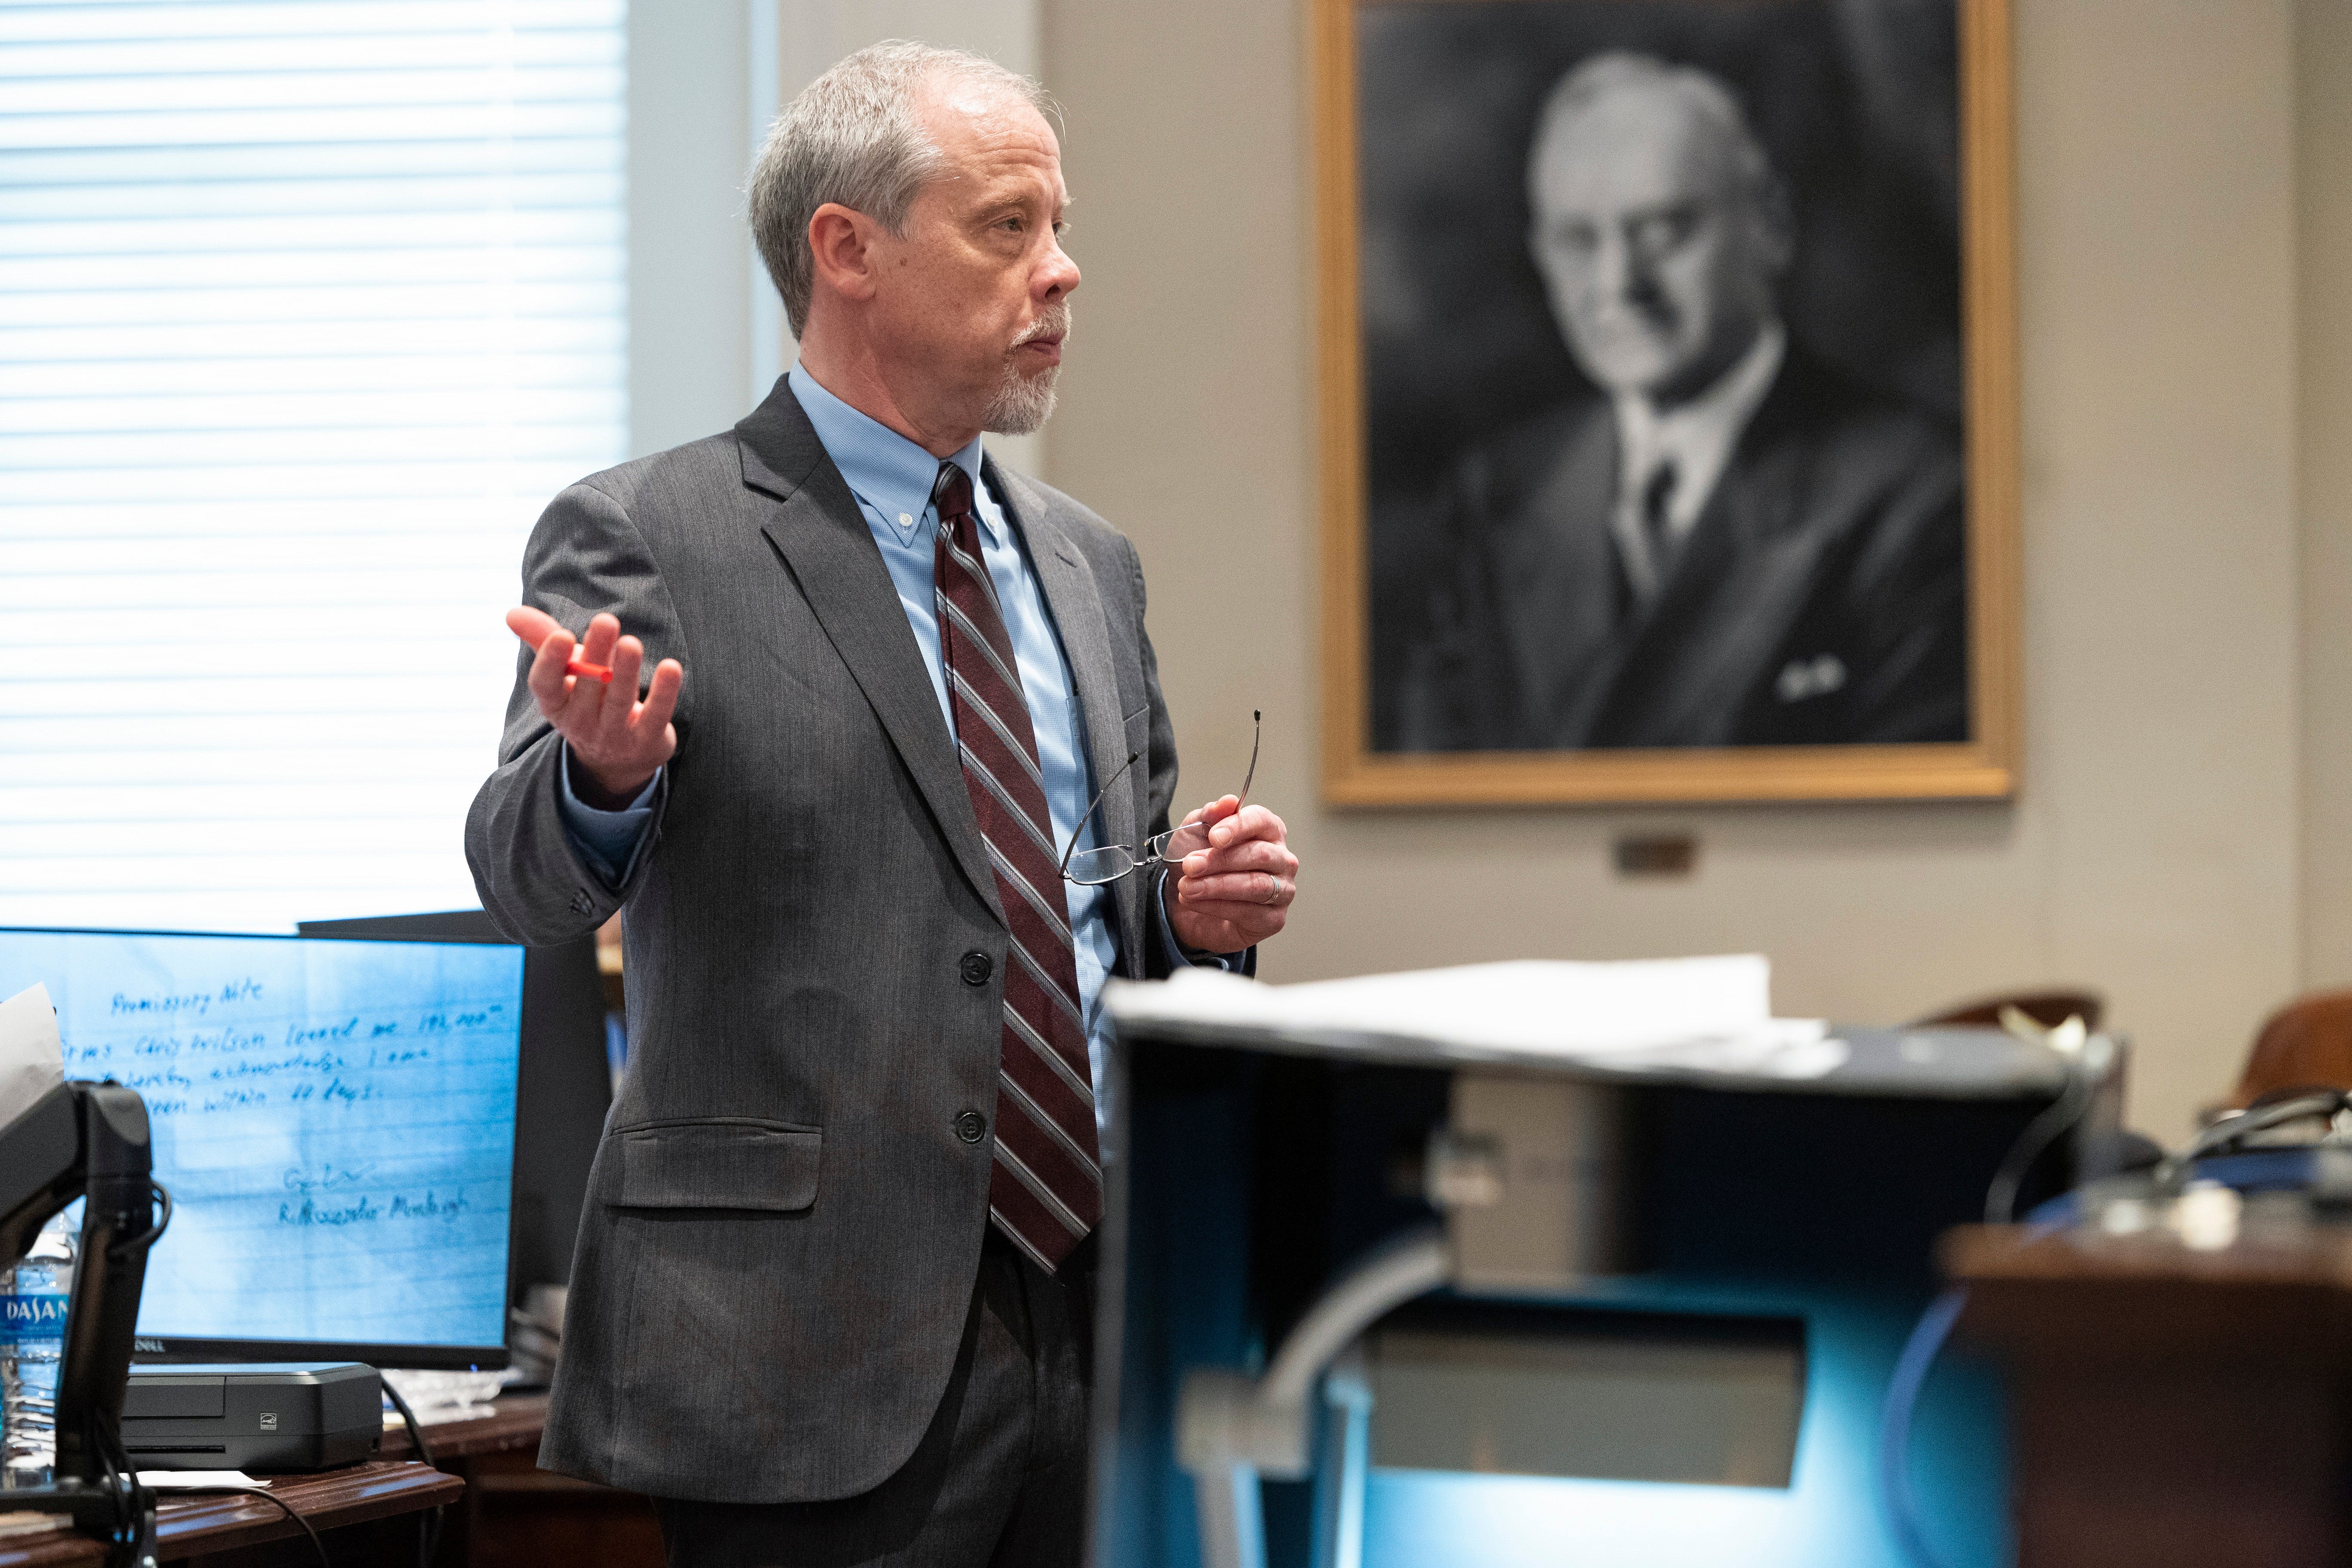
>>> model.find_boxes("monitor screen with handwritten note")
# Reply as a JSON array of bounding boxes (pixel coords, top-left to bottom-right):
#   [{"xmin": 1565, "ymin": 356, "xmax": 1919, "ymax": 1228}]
[{"xmin": 0, "ymin": 927, "xmax": 524, "ymax": 1366}]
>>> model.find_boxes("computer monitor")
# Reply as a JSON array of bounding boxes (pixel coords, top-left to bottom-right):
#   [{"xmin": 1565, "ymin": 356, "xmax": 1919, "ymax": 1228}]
[
  {"xmin": 297, "ymin": 910, "xmax": 613, "ymax": 1302},
  {"xmin": 0, "ymin": 927, "xmax": 525, "ymax": 1369}
]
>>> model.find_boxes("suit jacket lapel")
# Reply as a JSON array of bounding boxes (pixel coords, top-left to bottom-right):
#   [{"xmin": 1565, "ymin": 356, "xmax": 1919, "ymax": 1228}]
[
  {"xmin": 736, "ymin": 386, "xmax": 1005, "ymax": 929},
  {"xmin": 989, "ymin": 460, "xmax": 1145, "ymax": 958},
  {"xmin": 1494, "ymin": 406, "xmax": 1620, "ymax": 744}
]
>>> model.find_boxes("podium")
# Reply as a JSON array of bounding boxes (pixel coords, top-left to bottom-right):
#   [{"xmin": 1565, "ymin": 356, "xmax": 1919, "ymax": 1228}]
[{"xmin": 1093, "ymin": 992, "xmax": 2116, "ymax": 1568}]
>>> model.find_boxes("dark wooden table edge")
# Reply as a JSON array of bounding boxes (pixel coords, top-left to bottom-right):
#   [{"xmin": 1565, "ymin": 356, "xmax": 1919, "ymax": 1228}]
[
  {"xmin": 0, "ymin": 1461, "xmax": 462, "ymax": 1565},
  {"xmin": 380, "ymin": 1394, "xmax": 551, "ymax": 1463}
]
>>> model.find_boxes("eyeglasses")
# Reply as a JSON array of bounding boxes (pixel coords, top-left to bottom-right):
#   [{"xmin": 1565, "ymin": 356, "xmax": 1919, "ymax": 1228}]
[{"xmin": 1057, "ymin": 711, "xmax": 1260, "ymax": 886}]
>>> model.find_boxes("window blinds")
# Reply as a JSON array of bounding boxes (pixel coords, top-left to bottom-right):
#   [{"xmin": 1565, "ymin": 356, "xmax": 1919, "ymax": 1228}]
[{"xmin": 2, "ymin": 0, "xmax": 629, "ymax": 934}]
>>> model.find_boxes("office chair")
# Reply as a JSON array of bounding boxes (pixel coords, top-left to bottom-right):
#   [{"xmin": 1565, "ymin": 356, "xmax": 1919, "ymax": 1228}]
[
  {"xmin": 1914, "ymin": 988, "xmax": 2104, "ymax": 1033},
  {"xmin": 2227, "ymin": 989, "xmax": 2352, "ymax": 1110}
]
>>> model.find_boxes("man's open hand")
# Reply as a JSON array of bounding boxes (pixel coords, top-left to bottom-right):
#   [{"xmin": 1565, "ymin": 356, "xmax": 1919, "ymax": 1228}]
[
  {"xmin": 1168, "ymin": 797, "xmax": 1296, "ymax": 956},
  {"xmin": 505, "ymin": 606, "xmax": 683, "ymax": 808}
]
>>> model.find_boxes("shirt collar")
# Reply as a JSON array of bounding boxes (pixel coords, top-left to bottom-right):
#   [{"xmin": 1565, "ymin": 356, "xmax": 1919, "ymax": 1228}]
[
  {"xmin": 787, "ymin": 364, "xmax": 999, "ymax": 543},
  {"xmin": 1612, "ymin": 317, "xmax": 1786, "ymax": 490}
]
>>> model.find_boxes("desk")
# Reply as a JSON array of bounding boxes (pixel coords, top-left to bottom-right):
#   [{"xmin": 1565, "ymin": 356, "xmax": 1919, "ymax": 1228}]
[
  {"xmin": 380, "ymin": 1396, "xmax": 661, "ymax": 1568},
  {"xmin": 1946, "ymin": 1222, "xmax": 2352, "ymax": 1567},
  {"xmin": 0, "ymin": 1396, "xmax": 661, "ymax": 1568},
  {"xmin": 0, "ymin": 1461, "xmax": 460, "ymax": 1566},
  {"xmin": 381, "ymin": 1396, "xmax": 551, "ymax": 1464}
]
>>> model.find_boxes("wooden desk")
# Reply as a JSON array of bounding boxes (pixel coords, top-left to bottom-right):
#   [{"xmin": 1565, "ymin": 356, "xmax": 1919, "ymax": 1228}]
[
  {"xmin": 0, "ymin": 1396, "xmax": 659, "ymax": 1568},
  {"xmin": 380, "ymin": 1396, "xmax": 661, "ymax": 1568},
  {"xmin": 381, "ymin": 1396, "xmax": 552, "ymax": 1464},
  {"xmin": 0, "ymin": 1461, "xmax": 461, "ymax": 1566},
  {"xmin": 1945, "ymin": 1222, "xmax": 2352, "ymax": 1568}
]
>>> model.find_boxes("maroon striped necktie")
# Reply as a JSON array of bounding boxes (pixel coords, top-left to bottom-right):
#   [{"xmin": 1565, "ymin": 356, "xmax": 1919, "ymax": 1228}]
[{"xmin": 930, "ymin": 460, "xmax": 1101, "ymax": 1274}]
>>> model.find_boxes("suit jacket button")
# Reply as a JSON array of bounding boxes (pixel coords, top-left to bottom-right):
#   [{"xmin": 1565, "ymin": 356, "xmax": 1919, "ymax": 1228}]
[
  {"xmin": 960, "ymin": 951, "xmax": 993, "ymax": 986},
  {"xmin": 956, "ymin": 1111, "xmax": 988, "ymax": 1144}
]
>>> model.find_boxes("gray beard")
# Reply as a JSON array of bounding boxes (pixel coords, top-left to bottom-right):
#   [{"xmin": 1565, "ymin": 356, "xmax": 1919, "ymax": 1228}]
[{"xmin": 982, "ymin": 361, "xmax": 1059, "ymax": 435}]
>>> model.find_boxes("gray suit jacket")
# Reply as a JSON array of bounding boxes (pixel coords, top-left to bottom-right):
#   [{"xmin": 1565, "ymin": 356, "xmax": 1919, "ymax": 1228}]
[
  {"xmin": 465, "ymin": 380, "xmax": 1189, "ymax": 1503},
  {"xmin": 1388, "ymin": 353, "xmax": 1967, "ymax": 750}
]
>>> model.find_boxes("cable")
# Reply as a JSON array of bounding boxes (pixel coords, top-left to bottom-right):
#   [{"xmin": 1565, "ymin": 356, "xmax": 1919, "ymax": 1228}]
[
  {"xmin": 2184, "ymin": 1091, "xmax": 2347, "ymax": 1163},
  {"xmin": 1984, "ymin": 1066, "xmax": 2095, "ymax": 1224},
  {"xmin": 2132, "ymin": 1090, "xmax": 2352, "ymax": 1200},
  {"xmin": 89, "ymin": 1406, "xmax": 148, "ymax": 1568},
  {"xmin": 1878, "ymin": 1207, "xmax": 2071, "ymax": 1568},
  {"xmin": 180, "ymin": 1486, "xmax": 332, "ymax": 1568},
  {"xmin": 1876, "ymin": 1287, "xmax": 1966, "ymax": 1568},
  {"xmin": 380, "ymin": 1378, "xmax": 435, "ymax": 1468},
  {"xmin": 89, "ymin": 1411, "xmax": 157, "ymax": 1568},
  {"xmin": 107, "ymin": 1182, "xmax": 173, "ymax": 1261},
  {"xmin": 378, "ymin": 1376, "xmax": 442, "ymax": 1568}
]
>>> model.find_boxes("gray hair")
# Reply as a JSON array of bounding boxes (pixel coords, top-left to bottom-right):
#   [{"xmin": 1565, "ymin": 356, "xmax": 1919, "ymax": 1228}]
[
  {"xmin": 748, "ymin": 41, "xmax": 1054, "ymax": 338},
  {"xmin": 1532, "ymin": 51, "xmax": 1777, "ymax": 196}
]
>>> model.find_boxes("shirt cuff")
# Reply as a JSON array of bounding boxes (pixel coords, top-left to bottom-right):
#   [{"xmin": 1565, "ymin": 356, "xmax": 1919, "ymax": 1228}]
[
  {"xmin": 557, "ymin": 745, "xmax": 660, "ymax": 889},
  {"xmin": 1157, "ymin": 870, "xmax": 1246, "ymax": 972}
]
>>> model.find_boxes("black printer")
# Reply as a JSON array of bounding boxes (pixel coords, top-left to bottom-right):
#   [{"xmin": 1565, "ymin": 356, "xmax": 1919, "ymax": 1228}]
[{"xmin": 122, "ymin": 1363, "xmax": 381, "ymax": 1471}]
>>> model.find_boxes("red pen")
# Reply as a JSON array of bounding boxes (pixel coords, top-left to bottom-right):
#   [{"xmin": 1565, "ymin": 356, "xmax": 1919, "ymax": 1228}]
[{"xmin": 566, "ymin": 657, "xmax": 613, "ymax": 684}]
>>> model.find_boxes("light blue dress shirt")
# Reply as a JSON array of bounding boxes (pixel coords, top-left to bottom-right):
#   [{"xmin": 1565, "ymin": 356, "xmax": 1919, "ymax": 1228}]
[{"xmin": 557, "ymin": 366, "xmax": 1227, "ymax": 1110}]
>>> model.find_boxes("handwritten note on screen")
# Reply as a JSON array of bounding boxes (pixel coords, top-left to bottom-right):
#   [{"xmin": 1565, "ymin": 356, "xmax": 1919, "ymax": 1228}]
[{"xmin": 0, "ymin": 929, "xmax": 524, "ymax": 1351}]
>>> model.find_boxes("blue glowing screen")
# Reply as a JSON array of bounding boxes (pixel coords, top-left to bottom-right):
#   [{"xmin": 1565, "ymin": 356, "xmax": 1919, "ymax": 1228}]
[
  {"xmin": 1355, "ymin": 1292, "xmax": 2009, "ymax": 1568},
  {"xmin": 0, "ymin": 928, "xmax": 524, "ymax": 1352}
]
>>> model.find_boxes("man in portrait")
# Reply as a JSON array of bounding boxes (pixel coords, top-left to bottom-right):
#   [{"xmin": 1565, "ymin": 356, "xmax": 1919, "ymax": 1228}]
[{"xmin": 1391, "ymin": 51, "xmax": 1968, "ymax": 752}]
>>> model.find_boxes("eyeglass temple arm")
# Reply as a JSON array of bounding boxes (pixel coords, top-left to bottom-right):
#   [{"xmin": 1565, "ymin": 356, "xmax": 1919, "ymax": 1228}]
[
  {"xmin": 1056, "ymin": 711, "xmax": 1259, "ymax": 875},
  {"xmin": 1059, "ymin": 750, "xmax": 1142, "ymax": 878}
]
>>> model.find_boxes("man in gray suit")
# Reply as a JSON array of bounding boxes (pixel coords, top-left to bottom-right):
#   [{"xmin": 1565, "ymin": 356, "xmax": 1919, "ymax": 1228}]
[
  {"xmin": 466, "ymin": 42, "xmax": 1298, "ymax": 1567},
  {"xmin": 1391, "ymin": 52, "xmax": 1967, "ymax": 751}
]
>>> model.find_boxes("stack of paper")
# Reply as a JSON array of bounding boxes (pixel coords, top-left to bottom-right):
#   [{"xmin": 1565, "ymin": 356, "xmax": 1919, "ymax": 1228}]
[{"xmin": 1104, "ymin": 957, "xmax": 1846, "ymax": 1081}]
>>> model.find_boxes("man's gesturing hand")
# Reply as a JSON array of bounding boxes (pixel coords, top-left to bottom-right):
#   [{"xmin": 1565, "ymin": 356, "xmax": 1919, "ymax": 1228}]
[
  {"xmin": 505, "ymin": 606, "xmax": 683, "ymax": 809},
  {"xmin": 1168, "ymin": 797, "xmax": 1297, "ymax": 957}
]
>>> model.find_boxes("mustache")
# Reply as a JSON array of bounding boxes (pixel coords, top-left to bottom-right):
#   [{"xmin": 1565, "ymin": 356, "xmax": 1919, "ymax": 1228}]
[{"xmin": 1011, "ymin": 304, "xmax": 1071, "ymax": 349}]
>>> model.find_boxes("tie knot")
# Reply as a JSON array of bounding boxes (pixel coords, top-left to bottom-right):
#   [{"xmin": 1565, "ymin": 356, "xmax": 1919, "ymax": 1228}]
[{"xmin": 931, "ymin": 460, "xmax": 974, "ymax": 524}]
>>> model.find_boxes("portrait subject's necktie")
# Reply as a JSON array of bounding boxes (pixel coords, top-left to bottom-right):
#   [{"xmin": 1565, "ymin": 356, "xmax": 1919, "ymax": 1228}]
[
  {"xmin": 1639, "ymin": 456, "xmax": 1680, "ymax": 587},
  {"xmin": 930, "ymin": 460, "xmax": 1102, "ymax": 1274}
]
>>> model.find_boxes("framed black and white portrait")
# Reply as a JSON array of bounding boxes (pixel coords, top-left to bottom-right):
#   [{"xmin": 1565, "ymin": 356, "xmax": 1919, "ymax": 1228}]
[{"xmin": 1318, "ymin": 0, "xmax": 2018, "ymax": 805}]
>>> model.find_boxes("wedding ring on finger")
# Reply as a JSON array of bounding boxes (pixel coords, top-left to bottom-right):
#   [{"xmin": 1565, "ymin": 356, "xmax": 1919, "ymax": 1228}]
[{"xmin": 1261, "ymin": 873, "xmax": 1282, "ymax": 906}]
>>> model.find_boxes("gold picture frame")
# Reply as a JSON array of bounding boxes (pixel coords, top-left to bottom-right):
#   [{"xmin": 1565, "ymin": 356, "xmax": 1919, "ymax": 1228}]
[{"xmin": 1317, "ymin": 0, "xmax": 2019, "ymax": 805}]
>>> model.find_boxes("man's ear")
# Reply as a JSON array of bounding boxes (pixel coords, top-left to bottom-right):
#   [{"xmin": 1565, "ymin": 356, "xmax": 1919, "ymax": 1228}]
[{"xmin": 807, "ymin": 202, "xmax": 880, "ymax": 305}]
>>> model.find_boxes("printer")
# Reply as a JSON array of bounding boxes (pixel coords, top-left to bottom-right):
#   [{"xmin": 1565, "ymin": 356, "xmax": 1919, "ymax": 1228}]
[{"xmin": 122, "ymin": 1363, "xmax": 381, "ymax": 1471}]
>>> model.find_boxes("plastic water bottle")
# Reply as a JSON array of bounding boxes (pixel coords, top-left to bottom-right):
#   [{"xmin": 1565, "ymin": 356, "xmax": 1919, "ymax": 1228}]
[{"xmin": 1, "ymin": 1211, "xmax": 76, "ymax": 1491}]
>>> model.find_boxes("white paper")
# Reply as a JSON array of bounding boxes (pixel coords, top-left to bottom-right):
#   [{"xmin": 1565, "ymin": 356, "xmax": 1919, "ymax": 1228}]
[
  {"xmin": 0, "ymin": 983, "xmax": 64, "ymax": 1129},
  {"xmin": 1599, "ymin": 1017, "xmax": 1851, "ymax": 1079},
  {"xmin": 22, "ymin": 934, "xmax": 521, "ymax": 1348},
  {"xmin": 1104, "ymin": 956, "xmax": 1848, "ymax": 1081},
  {"xmin": 136, "ymin": 1470, "xmax": 261, "ymax": 1489},
  {"xmin": 1111, "ymin": 956, "xmax": 1770, "ymax": 1052}
]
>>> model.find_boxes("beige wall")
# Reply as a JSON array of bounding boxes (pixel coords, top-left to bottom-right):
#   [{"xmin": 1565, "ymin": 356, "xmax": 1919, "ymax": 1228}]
[
  {"xmin": 1041, "ymin": 0, "xmax": 2311, "ymax": 1139},
  {"xmin": 2302, "ymin": 0, "xmax": 2352, "ymax": 989}
]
